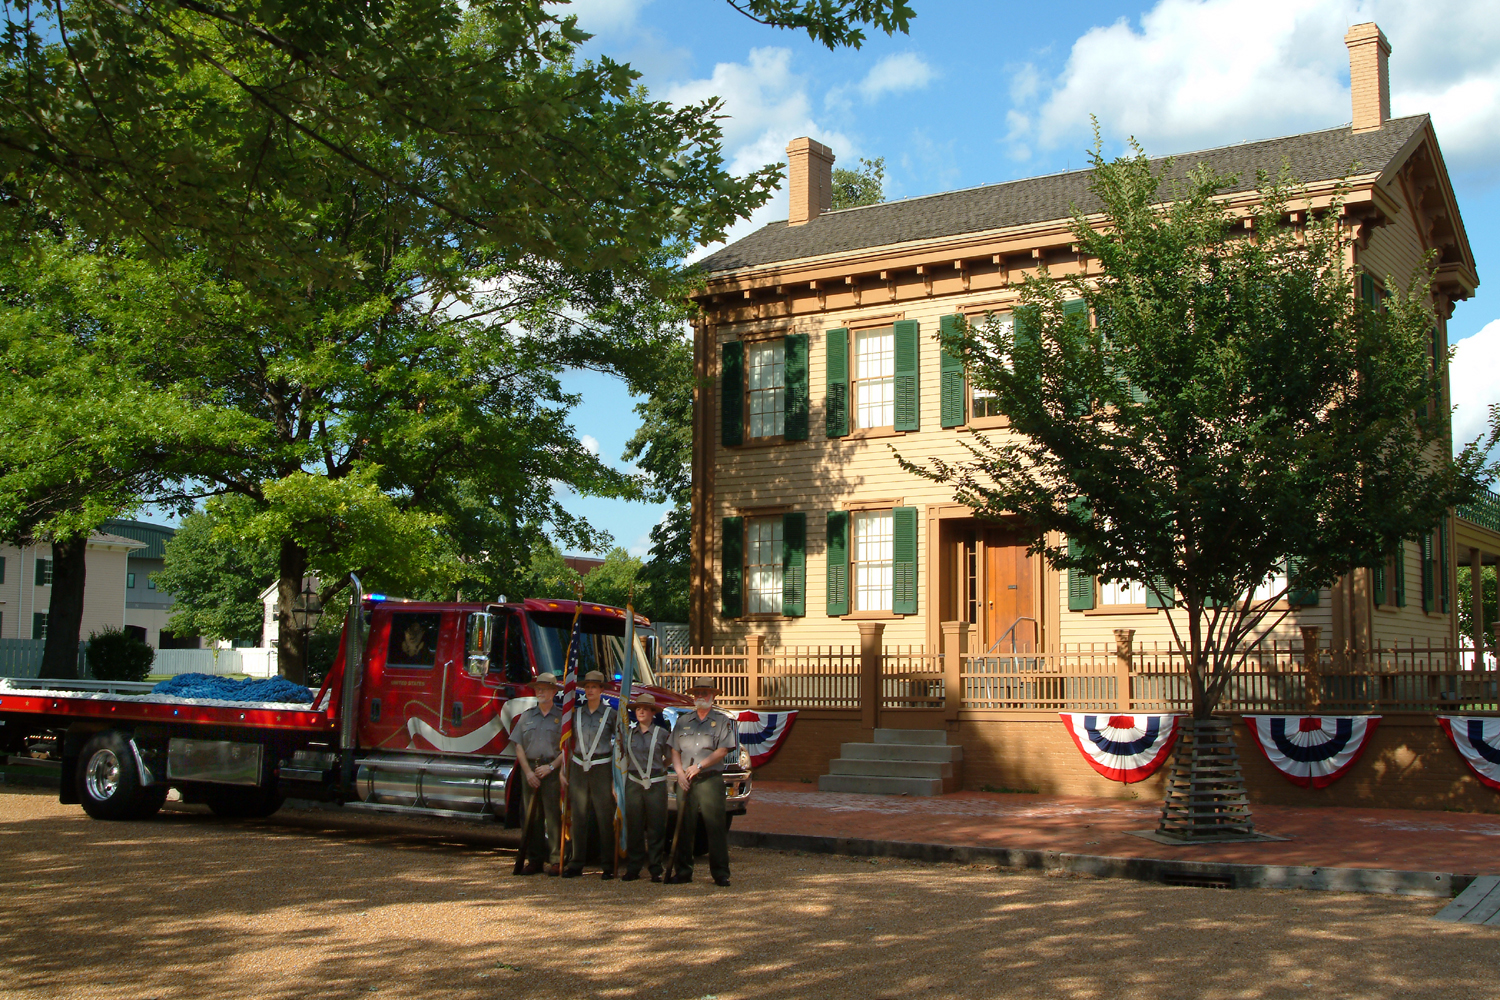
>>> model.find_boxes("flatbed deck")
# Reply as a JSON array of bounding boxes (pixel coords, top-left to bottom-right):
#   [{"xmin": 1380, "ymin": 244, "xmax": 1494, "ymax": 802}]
[{"xmin": 0, "ymin": 680, "xmax": 335, "ymax": 734}]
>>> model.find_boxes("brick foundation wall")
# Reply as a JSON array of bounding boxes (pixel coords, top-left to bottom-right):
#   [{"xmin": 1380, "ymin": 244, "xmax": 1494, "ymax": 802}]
[{"xmin": 751, "ymin": 711, "xmax": 1500, "ymax": 813}]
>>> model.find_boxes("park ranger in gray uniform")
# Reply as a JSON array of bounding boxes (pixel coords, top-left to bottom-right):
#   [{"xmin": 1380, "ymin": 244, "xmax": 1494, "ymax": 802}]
[
  {"xmin": 510, "ymin": 672, "xmax": 565, "ymax": 876},
  {"xmin": 669, "ymin": 677, "xmax": 739, "ymax": 886},
  {"xmin": 564, "ymin": 669, "xmax": 618, "ymax": 879},
  {"xmin": 621, "ymin": 692, "xmax": 672, "ymax": 882}
]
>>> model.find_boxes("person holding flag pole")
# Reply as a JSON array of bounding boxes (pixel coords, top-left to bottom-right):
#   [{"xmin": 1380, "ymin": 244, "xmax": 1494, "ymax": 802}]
[{"xmin": 555, "ymin": 582, "xmax": 585, "ymax": 874}]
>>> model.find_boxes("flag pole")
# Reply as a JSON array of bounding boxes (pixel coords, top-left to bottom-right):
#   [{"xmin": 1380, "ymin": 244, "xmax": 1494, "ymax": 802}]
[
  {"xmin": 614, "ymin": 588, "xmax": 636, "ymax": 871},
  {"xmin": 556, "ymin": 580, "xmax": 585, "ymax": 867}
]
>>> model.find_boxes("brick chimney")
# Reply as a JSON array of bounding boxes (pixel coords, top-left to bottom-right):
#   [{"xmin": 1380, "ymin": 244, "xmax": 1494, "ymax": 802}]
[
  {"xmin": 1345, "ymin": 22, "xmax": 1391, "ymax": 133},
  {"xmin": 786, "ymin": 137, "xmax": 835, "ymax": 226}
]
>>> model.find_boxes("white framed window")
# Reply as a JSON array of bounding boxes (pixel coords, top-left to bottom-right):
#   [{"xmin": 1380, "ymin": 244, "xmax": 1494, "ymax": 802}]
[
  {"xmin": 1251, "ymin": 566, "xmax": 1290, "ymax": 603},
  {"xmin": 1099, "ymin": 579, "xmax": 1149, "ymax": 606},
  {"xmin": 745, "ymin": 517, "xmax": 784, "ymax": 614},
  {"xmin": 854, "ymin": 329, "xmax": 895, "ymax": 429},
  {"xmin": 852, "ymin": 511, "xmax": 894, "ymax": 611},
  {"xmin": 32, "ymin": 612, "xmax": 47, "ymax": 641},
  {"xmin": 971, "ymin": 312, "xmax": 1011, "ymax": 419},
  {"xmin": 746, "ymin": 340, "xmax": 786, "ymax": 439},
  {"xmin": 35, "ymin": 558, "xmax": 52, "ymax": 587}
]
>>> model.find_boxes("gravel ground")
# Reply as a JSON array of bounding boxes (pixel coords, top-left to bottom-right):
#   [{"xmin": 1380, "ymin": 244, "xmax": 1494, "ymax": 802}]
[{"xmin": 1, "ymin": 786, "xmax": 1497, "ymax": 1000}]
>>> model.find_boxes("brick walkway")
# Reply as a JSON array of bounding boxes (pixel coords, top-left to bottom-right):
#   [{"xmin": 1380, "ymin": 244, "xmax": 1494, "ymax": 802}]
[{"xmin": 739, "ymin": 781, "xmax": 1500, "ymax": 877}]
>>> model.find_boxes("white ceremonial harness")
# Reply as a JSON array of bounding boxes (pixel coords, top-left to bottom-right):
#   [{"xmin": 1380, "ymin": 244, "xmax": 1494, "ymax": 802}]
[
  {"xmin": 626, "ymin": 727, "xmax": 668, "ymax": 787},
  {"xmin": 571, "ymin": 704, "xmax": 611, "ymax": 770}
]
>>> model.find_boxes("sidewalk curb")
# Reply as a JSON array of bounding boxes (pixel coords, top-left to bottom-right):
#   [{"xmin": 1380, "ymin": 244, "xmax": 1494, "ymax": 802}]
[{"xmin": 729, "ymin": 829, "xmax": 1474, "ymax": 898}]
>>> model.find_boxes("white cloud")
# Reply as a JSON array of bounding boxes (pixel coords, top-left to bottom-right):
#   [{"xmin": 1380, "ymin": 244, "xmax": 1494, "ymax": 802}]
[
  {"xmin": 627, "ymin": 532, "xmax": 654, "ymax": 558},
  {"xmin": 546, "ymin": 0, "xmax": 650, "ymax": 35},
  {"xmin": 665, "ymin": 47, "xmax": 856, "ymax": 257},
  {"xmin": 1013, "ymin": 0, "xmax": 1500, "ymax": 179},
  {"xmin": 857, "ymin": 52, "xmax": 935, "ymax": 102},
  {"xmin": 580, "ymin": 434, "xmax": 600, "ymax": 456},
  {"xmin": 1451, "ymin": 321, "xmax": 1500, "ymax": 461}
]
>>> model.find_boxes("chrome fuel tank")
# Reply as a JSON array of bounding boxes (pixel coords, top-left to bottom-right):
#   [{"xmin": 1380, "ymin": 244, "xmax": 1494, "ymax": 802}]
[{"xmin": 355, "ymin": 754, "xmax": 512, "ymax": 817}]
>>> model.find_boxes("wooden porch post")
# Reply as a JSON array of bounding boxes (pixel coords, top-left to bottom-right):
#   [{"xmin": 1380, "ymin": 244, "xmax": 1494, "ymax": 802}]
[
  {"xmin": 941, "ymin": 620, "xmax": 968, "ymax": 722},
  {"xmin": 745, "ymin": 633, "xmax": 763, "ymax": 709},
  {"xmin": 1470, "ymin": 547, "xmax": 1486, "ymax": 663},
  {"xmin": 858, "ymin": 622, "xmax": 885, "ymax": 730},
  {"xmin": 1301, "ymin": 625, "xmax": 1322, "ymax": 710},
  {"xmin": 1113, "ymin": 629, "xmax": 1134, "ymax": 713}
]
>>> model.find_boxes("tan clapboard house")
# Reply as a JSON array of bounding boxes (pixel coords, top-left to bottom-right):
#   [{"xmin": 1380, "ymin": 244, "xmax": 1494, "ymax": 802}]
[{"xmin": 687, "ymin": 23, "xmax": 1499, "ymax": 660}]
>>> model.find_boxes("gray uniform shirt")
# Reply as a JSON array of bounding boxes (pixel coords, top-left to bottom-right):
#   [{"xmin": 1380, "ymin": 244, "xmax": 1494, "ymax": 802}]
[
  {"xmin": 512, "ymin": 705, "xmax": 562, "ymax": 764},
  {"xmin": 625, "ymin": 722, "xmax": 672, "ymax": 782},
  {"xmin": 572, "ymin": 701, "xmax": 616, "ymax": 761},
  {"xmin": 670, "ymin": 710, "xmax": 739, "ymax": 775}
]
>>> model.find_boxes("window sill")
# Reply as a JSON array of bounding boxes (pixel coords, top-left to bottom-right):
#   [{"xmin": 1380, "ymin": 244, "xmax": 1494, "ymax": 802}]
[
  {"xmin": 846, "ymin": 426, "xmax": 905, "ymax": 441},
  {"xmin": 966, "ymin": 416, "xmax": 1010, "ymax": 430},
  {"xmin": 840, "ymin": 610, "xmax": 906, "ymax": 620},
  {"xmin": 1083, "ymin": 606, "xmax": 1160, "ymax": 616},
  {"xmin": 741, "ymin": 613, "xmax": 795, "ymax": 622}
]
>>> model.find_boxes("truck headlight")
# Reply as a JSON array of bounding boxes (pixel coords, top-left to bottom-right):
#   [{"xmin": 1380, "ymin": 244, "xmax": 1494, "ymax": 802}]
[{"xmin": 739, "ymin": 747, "xmax": 751, "ymax": 770}]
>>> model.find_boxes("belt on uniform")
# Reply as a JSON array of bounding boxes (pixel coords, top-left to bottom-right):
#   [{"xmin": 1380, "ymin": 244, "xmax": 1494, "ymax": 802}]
[
  {"xmin": 571, "ymin": 754, "xmax": 613, "ymax": 770},
  {"xmin": 628, "ymin": 773, "xmax": 670, "ymax": 788}
]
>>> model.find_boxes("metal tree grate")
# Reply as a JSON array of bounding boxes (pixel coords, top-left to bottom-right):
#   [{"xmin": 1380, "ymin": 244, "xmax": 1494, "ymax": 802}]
[{"xmin": 1157, "ymin": 717, "xmax": 1256, "ymax": 841}]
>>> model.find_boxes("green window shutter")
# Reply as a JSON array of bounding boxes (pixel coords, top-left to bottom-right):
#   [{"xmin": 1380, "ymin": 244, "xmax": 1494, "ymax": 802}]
[
  {"xmin": 892, "ymin": 506, "xmax": 919, "ymax": 615},
  {"xmin": 782, "ymin": 512, "xmax": 806, "ymax": 617},
  {"xmin": 1421, "ymin": 532, "xmax": 1435, "ymax": 613},
  {"xmin": 1359, "ymin": 273, "xmax": 1376, "ymax": 305},
  {"xmin": 1145, "ymin": 575, "xmax": 1174, "ymax": 608},
  {"xmin": 825, "ymin": 328, "xmax": 850, "ymax": 439},
  {"xmin": 721, "ymin": 517, "xmax": 744, "ymax": 618},
  {"xmin": 893, "ymin": 319, "xmax": 920, "ymax": 432},
  {"xmin": 1063, "ymin": 298, "xmax": 1089, "ymax": 331},
  {"xmin": 1393, "ymin": 543, "xmax": 1406, "ymax": 607},
  {"xmin": 1067, "ymin": 538, "xmax": 1095, "ymax": 611},
  {"xmin": 1287, "ymin": 557, "xmax": 1319, "ymax": 607},
  {"xmin": 721, "ymin": 341, "xmax": 744, "ymax": 448},
  {"xmin": 825, "ymin": 511, "xmax": 849, "ymax": 616},
  {"xmin": 1372, "ymin": 559, "xmax": 1386, "ymax": 606},
  {"xmin": 783, "ymin": 333, "xmax": 809, "ymax": 441},
  {"xmin": 1439, "ymin": 521, "xmax": 1449, "ymax": 614},
  {"xmin": 939, "ymin": 314, "xmax": 967, "ymax": 428}
]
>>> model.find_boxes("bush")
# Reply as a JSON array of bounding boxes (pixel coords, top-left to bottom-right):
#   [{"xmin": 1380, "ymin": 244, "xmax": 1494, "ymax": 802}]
[
  {"xmin": 86, "ymin": 627, "xmax": 155, "ymax": 682},
  {"xmin": 305, "ymin": 632, "xmax": 343, "ymax": 689}
]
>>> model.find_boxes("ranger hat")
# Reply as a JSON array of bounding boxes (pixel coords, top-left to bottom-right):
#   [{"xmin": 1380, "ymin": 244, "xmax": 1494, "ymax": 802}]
[
  {"xmin": 582, "ymin": 670, "xmax": 608, "ymax": 686},
  {"xmin": 688, "ymin": 677, "xmax": 720, "ymax": 692},
  {"xmin": 532, "ymin": 672, "xmax": 561, "ymax": 689},
  {"xmin": 629, "ymin": 691, "xmax": 658, "ymax": 710}
]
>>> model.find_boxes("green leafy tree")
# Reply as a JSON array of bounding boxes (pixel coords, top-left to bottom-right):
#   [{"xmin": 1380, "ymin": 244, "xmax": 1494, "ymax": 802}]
[
  {"xmin": 908, "ymin": 140, "xmax": 1498, "ymax": 724},
  {"xmin": 155, "ymin": 503, "xmax": 280, "ymax": 646},
  {"xmin": 581, "ymin": 547, "xmax": 648, "ymax": 613},
  {"xmin": 1458, "ymin": 566, "xmax": 1497, "ymax": 650},
  {"xmin": 831, "ymin": 156, "xmax": 886, "ymax": 210}
]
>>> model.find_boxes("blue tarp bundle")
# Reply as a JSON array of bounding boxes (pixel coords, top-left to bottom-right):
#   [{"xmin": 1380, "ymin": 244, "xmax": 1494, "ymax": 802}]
[{"xmin": 151, "ymin": 673, "xmax": 315, "ymax": 705}]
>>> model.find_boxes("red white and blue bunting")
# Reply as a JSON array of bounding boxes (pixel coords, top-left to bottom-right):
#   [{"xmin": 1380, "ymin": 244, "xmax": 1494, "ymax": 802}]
[
  {"xmin": 1243, "ymin": 716, "xmax": 1381, "ymax": 789},
  {"xmin": 736, "ymin": 710, "xmax": 799, "ymax": 768},
  {"xmin": 1439, "ymin": 717, "xmax": 1500, "ymax": 792},
  {"xmin": 1059, "ymin": 713, "xmax": 1181, "ymax": 783}
]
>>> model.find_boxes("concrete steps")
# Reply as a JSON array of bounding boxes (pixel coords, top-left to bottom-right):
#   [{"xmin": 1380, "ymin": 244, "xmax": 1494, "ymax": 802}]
[{"xmin": 817, "ymin": 729, "xmax": 962, "ymax": 796}]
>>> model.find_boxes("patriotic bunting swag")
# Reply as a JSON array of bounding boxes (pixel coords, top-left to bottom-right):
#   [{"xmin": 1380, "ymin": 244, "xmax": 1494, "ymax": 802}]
[
  {"xmin": 735, "ymin": 710, "xmax": 799, "ymax": 768},
  {"xmin": 1059, "ymin": 713, "xmax": 1181, "ymax": 783},
  {"xmin": 1439, "ymin": 717, "xmax": 1500, "ymax": 792},
  {"xmin": 1243, "ymin": 716, "xmax": 1381, "ymax": 788}
]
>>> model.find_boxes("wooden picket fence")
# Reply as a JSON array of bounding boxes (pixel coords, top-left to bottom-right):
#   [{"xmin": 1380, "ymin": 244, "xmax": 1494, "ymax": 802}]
[{"xmin": 656, "ymin": 635, "xmax": 1499, "ymax": 715}]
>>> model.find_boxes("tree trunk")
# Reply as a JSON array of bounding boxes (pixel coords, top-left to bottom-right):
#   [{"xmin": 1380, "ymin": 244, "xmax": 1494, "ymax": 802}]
[
  {"xmin": 38, "ymin": 535, "xmax": 88, "ymax": 680},
  {"xmin": 276, "ymin": 538, "xmax": 309, "ymax": 685}
]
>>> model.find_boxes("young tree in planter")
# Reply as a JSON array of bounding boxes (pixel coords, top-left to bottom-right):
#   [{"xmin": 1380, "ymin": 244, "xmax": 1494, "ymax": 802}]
[{"xmin": 907, "ymin": 142, "xmax": 1497, "ymax": 837}]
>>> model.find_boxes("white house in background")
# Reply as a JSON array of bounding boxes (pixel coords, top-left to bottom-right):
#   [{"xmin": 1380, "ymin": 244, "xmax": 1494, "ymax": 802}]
[{"xmin": 0, "ymin": 532, "xmax": 143, "ymax": 642}]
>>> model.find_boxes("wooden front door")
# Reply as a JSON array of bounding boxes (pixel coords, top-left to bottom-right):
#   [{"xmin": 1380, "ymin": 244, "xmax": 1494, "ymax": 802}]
[{"xmin": 984, "ymin": 529, "xmax": 1035, "ymax": 650}]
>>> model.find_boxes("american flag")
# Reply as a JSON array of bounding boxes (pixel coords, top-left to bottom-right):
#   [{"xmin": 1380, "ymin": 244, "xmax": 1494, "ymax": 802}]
[{"xmin": 557, "ymin": 609, "xmax": 583, "ymax": 755}]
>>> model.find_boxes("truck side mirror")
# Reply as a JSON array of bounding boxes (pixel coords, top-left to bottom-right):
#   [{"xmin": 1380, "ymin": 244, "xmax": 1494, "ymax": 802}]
[{"xmin": 464, "ymin": 612, "xmax": 494, "ymax": 678}]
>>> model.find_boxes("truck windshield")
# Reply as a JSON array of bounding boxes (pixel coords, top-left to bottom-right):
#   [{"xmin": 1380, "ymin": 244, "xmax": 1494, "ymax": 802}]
[{"xmin": 527, "ymin": 612, "xmax": 657, "ymax": 688}]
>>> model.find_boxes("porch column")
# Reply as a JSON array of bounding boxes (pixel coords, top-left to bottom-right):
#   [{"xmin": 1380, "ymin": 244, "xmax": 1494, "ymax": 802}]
[
  {"xmin": 858, "ymin": 622, "xmax": 885, "ymax": 731},
  {"xmin": 941, "ymin": 620, "xmax": 969, "ymax": 722},
  {"xmin": 1471, "ymin": 547, "xmax": 1486, "ymax": 662},
  {"xmin": 1113, "ymin": 629, "xmax": 1135, "ymax": 713}
]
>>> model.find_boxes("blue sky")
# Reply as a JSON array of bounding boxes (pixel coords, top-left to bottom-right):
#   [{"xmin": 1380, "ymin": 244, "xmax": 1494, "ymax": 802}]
[{"xmin": 560, "ymin": 0, "xmax": 1500, "ymax": 559}]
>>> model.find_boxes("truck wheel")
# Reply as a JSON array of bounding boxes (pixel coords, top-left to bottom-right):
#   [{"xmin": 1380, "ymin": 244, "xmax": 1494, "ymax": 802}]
[
  {"xmin": 78, "ymin": 732, "xmax": 158, "ymax": 821},
  {"xmin": 205, "ymin": 785, "xmax": 284, "ymax": 819}
]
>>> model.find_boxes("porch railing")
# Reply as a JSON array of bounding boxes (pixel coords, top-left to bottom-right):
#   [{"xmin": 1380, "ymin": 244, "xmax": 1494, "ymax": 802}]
[{"xmin": 654, "ymin": 625, "xmax": 1498, "ymax": 716}]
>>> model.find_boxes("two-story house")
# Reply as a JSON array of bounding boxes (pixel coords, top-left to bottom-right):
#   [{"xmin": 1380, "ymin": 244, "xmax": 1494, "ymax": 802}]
[{"xmin": 687, "ymin": 23, "xmax": 1497, "ymax": 663}]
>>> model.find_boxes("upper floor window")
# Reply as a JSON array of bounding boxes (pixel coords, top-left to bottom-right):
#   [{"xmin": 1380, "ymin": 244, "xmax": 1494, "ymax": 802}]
[
  {"xmin": 745, "ymin": 516, "xmax": 784, "ymax": 614},
  {"xmin": 746, "ymin": 340, "xmax": 786, "ymax": 439},
  {"xmin": 852, "ymin": 511, "xmax": 894, "ymax": 611},
  {"xmin": 854, "ymin": 329, "xmax": 896, "ymax": 429},
  {"xmin": 34, "ymin": 558, "xmax": 52, "ymax": 586},
  {"xmin": 970, "ymin": 312, "xmax": 1011, "ymax": 420},
  {"xmin": 127, "ymin": 572, "xmax": 136, "ymax": 589},
  {"xmin": 146, "ymin": 577, "xmax": 157, "ymax": 591}
]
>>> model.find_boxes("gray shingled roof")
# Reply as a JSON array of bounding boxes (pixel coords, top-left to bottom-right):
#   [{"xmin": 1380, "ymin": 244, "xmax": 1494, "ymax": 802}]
[{"xmin": 698, "ymin": 115, "xmax": 1428, "ymax": 275}]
